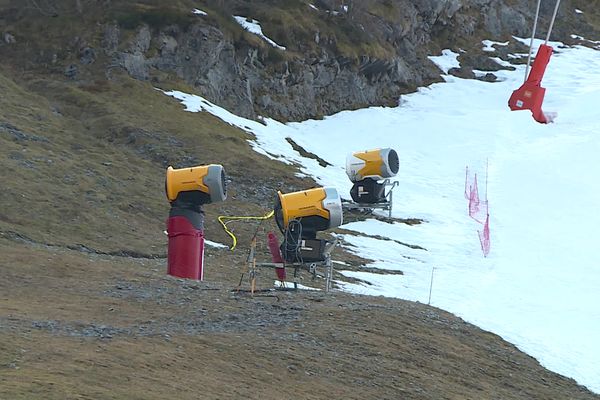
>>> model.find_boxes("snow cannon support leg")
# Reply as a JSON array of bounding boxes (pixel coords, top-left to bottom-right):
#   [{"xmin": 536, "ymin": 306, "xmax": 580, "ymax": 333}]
[
  {"xmin": 508, "ymin": 44, "xmax": 553, "ymax": 124},
  {"xmin": 167, "ymin": 203, "xmax": 205, "ymax": 280}
]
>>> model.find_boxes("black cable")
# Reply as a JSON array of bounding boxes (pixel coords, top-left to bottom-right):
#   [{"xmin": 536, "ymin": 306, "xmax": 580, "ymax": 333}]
[{"xmin": 283, "ymin": 219, "xmax": 303, "ymax": 264}]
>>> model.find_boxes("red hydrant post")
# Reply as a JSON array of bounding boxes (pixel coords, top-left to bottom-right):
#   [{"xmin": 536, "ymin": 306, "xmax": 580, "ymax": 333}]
[{"xmin": 167, "ymin": 213, "xmax": 205, "ymax": 280}]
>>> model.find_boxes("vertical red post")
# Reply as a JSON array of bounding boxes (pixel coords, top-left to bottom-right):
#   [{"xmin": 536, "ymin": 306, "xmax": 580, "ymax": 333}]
[
  {"xmin": 167, "ymin": 215, "xmax": 205, "ymax": 280},
  {"xmin": 267, "ymin": 232, "xmax": 286, "ymax": 281},
  {"xmin": 508, "ymin": 44, "xmax": 553, "ymax": 124}
]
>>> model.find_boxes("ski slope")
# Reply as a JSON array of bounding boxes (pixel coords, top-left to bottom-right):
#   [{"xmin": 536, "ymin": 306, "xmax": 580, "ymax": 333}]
[{"xmin": 162, "ymin": 39, "xmax": 600, "ymax": 393}]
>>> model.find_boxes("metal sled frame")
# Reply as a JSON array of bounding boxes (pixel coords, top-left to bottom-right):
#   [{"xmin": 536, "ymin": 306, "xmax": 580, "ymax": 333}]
[
  {"xmin": 343, "ymin": 179, "xmax": 399, "ymax": 218},
  {"xmin": 250, "ymin": 237, "xmax": 339, "ymax": 293}
]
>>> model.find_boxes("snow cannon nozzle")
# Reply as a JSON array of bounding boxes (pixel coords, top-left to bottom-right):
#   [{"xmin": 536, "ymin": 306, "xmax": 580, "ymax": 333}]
[
  {"xmin": 346, "ymin": 148, "xmax": 399, "ymax": 182},
  {"xmin": 274, "ymin": 187, "xmax": 343, "ymax": 237},
  {"xmin": 165, "ymin": 164, "xmax": 227, "ymax": 205},
  {"xmin": 346, "ymin": 148, "xmax": 399, "ymax": 205}
]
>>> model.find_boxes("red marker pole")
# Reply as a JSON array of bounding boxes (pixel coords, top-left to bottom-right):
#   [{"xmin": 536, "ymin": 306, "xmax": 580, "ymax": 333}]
[{"xmin": 267, "ymin": 232, "xmax": 286, "ymax": 281}]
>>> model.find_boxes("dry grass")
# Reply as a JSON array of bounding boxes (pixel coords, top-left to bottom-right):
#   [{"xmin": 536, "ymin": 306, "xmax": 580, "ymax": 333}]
[{"xmin": 0, "ymin": 67, "xmax": 306, "ymax": 254}]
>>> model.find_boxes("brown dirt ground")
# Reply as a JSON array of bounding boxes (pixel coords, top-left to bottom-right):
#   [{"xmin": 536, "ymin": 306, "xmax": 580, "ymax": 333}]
[{"xmin": 1, "ymin": 238, "xmax": 597, "ymax": 400}]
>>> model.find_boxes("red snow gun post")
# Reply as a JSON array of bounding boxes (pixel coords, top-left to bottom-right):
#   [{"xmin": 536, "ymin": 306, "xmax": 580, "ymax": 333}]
[
  {"xmin": 508, "ymin": 0, "xmax": 561, "ymax": 124},
  {"xmin": 508, "ymin": 44, "xmax": 553, "ymax": 123},
  {"xmin": 165, "ymin": 164, "xmax": 227, "ymax": 281}
]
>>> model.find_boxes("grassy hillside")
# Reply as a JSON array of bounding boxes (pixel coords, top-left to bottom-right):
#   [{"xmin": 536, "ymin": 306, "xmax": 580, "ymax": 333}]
[{"xmin": 0, "ymin": 67, "xmax": 307, "ymax": 254}]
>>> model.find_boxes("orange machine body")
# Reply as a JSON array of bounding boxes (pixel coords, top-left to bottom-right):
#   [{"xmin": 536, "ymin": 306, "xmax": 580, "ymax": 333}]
[
  {"xmin": 346, "ymin": 148, "xmax": 399, "ymax": 182},
  {"xmin": 166, "ymin": 164, "xmax": 227, "ymax": 204},
  {"xmin": 277, "ymin": 187, "xmax": 329, "ymax": 228},
  {"xmin": 353, "ymin": 149, "xmax": 384, "ymax": 180},
  {"xmin": 166, "ymin": 165, "xmax": 211, "ymax": 202}
]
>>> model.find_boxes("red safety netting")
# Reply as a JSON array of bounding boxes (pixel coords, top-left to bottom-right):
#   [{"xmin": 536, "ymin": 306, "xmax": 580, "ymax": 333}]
[
  {"xmin": 465, "ymin": 166, "xmax": 490, "ymax": 257},
  {"xmin": 478, "ymin": 214, "xmax": 491, "ymax": 257}
]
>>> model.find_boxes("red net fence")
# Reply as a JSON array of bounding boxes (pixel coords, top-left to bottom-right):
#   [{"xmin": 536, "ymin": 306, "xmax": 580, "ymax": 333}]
[{"xmin": 465, "ymin": 166, "xmax": 490, "ymax": 257}]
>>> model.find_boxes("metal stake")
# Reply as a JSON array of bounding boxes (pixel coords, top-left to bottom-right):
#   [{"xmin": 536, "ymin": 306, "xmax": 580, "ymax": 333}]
[{"xmin": 428, "ymin": 266, "xmax": 435, "ymax": 305}]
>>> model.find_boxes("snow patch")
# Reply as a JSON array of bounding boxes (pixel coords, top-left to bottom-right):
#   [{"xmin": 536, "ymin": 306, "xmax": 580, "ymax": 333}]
[
  {"xmin": 428, "ymin": 49, "xmax": 460, "ymax": 74},
  {"xmin": 332, "ymin": 260, "xmax": 350, "ymax": 266},
  {"xmin": 158, "ymin": 89, "xmax": 334, "ymax": 182},
  {"xmin": 274, "ymin": 281, "xmax": 320, "ymax": 290},
  {"xmin": 234, "ymin": 16, "xmax": 286, "ymax": 50},
  {"xmin": 571, "ymin": 34, "xmax": 600, "ymax": 46},
  {"xmin": 512, "ymin": 36, "xmax": 564, "ymax": 49},
  {"xmin": 192, "ymin": 8, "xmax": 207, "ymax": 16},
  {"xmin": 205, "ymin": 240, "xmax": 228, "ymax": 248},
  {"xmin": 489, "ymin": 57, "xmax": 513, "ymax": 68},
  {"xmin": 482, "ymin": 39, "xmax": 509, "ymax": 52}
]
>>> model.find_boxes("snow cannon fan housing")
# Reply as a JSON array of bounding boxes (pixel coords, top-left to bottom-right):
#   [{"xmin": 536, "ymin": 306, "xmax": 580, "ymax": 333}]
[
  {"xmin": 346, "ymin": 148, "xmax": 398, "ymax": 204},
  {"xmin": 346, "ymin": 148, "xmax": 399, "ymax": 182},
  {"xmin": 165, "ymin": 164, "xmax": 227, "ymax": 205},
  {"xmin": 275, "ymin": 187, "xmax": 343, "ymax": 239}
]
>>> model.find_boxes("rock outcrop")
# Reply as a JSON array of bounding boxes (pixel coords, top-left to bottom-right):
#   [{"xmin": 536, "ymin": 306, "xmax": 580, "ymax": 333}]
[{"xmin": 2, "ymin": 0, "xmax": 597, "ymax": 121}]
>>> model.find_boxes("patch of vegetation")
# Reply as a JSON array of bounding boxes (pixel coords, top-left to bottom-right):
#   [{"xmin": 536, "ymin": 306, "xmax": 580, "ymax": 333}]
[
  {"xmin": 214, "ymin": 0, "xmax": 395, "ymax": 61},
  {"xmin": 285, "ymin": 137, "xmax": 331, "ymax": 167},
  {"xmin": 111, "ymin": 6, "xmax": 196, "ymax": 31}
]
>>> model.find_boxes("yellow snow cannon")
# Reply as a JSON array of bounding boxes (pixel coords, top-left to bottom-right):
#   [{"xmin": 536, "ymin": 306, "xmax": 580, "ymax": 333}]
[
  {"xmin": 165, "ymin": 164, "xmax": 227, "ymax": 204},
  {"xmin": 346, "ymin": 148, "xmax": 399, "ymax": 182},
  {"xmin": 274, "ymin": 187, "xmax": 343, "ymax": 237}
]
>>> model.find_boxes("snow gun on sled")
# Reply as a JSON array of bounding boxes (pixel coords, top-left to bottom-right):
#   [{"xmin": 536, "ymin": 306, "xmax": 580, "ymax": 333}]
[
  {"xmin": 346, "ymin": 148, "xmax": 399, "ymax": 204},
  {"xmin": 343, "ymin": 148, "xmax": 399, "ymax": 218},
  {"xmin": 274, "ymin": 187, "xmax": 343, "ymax": 263},
  {"xmin": 272, "ymin": 187, "xmax": 343, "ymax": 291}
]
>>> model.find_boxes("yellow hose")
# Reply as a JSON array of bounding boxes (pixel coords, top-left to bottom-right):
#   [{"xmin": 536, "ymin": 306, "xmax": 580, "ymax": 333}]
[{"xmin": 217, "ymin": 210, "xmax": 274, "ymax": 250}]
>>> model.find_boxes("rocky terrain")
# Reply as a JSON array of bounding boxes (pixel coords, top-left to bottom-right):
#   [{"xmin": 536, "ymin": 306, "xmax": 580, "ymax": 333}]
[
  {"xmin": 2, "ymin": 0, "xmax": 599, "ymax": 121},
  {"xmin": 1, "ymin": 0, "xmax": 600, "ymax": 398}
]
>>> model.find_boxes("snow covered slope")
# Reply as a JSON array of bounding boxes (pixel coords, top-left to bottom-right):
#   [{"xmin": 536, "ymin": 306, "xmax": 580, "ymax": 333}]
[{"xmin": 163, "ymin": 39, "xmax": 600, "ymax": 393}]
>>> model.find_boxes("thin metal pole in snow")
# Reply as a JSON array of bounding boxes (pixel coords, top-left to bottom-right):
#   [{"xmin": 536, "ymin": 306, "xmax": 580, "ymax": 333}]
[
  {"xmin": 525, "ymin": 0, "xmax": 543, "ymax": 82},
  {"xmin": 485, "ymin": 158, "xmax": 489, "ymax": 203},
  {"xmin": 428, "ymin": 266, "xmax": 435, "ymax": 305},
  {"xmin": 545, "ymin": 0, "xmax": 562, "ymax": 45},
  {"xmin": 388, "ymin": 189, "xmax": 392, "ymax": 218}
]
